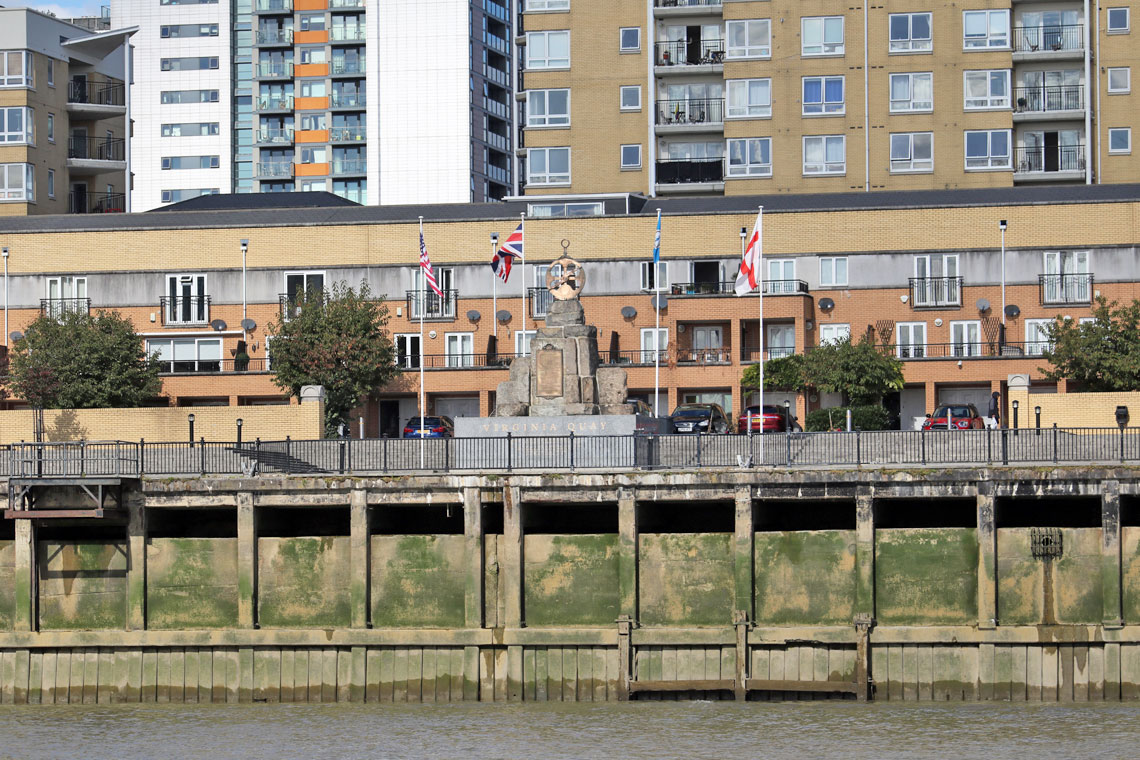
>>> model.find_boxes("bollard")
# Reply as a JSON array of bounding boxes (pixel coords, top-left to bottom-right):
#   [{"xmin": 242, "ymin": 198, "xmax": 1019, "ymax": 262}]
[
  {"xmin": 1001, "ymin": 428, "xmax": 1009, "ymax": 465},
  {"xmin": 139, "ymin": 438, "xmax": 145, "ymax": 477},
  {"xmin": 200, "ymin": 436, "xmax": 206, "ymax": 475},
  {"xmin": 569, "ymin": 430, "xmax": 575, "ymax": 469},
  {"xmin": 846, "ymin": 408, "xmax": 852, "ymax": 432},
  {"xmin": 506, "ymin": 432, "xmax": 513, "ymax": 472},
  {"xmin": 339, "ymin": 438, "xmax": 346, "ymax": 474},
  {"xmin": 1052, "ymin": 423, "xmax": 1058, "ymax": 463}
]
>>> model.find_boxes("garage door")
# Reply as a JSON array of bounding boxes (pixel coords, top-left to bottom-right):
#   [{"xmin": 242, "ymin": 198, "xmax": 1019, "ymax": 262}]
[
  {"xmin": 435, "ymin": 396, "xmax": 480, "ymax": 419},
  {"xmin": 937, "ymin": 386, "xmax": 992, "ymax": 412}
]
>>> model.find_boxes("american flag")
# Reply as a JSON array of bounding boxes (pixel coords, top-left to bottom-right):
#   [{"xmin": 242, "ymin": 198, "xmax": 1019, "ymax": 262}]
[{"xmin": 419, "ymin": 231, "xmax": 444, "ymax": 298}]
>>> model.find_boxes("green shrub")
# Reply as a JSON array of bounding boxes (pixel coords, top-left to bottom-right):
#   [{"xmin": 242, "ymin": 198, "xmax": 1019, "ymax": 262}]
[{"xmin": 805, "ymin": 405, "xmax": 891, "ymax": 432}]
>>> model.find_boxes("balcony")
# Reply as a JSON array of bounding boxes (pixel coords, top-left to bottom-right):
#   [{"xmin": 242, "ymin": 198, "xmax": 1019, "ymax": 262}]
[
  {"xmin": 329, "ymin": 125, "xmax": 366, "ymax": 142},
  {"xmin": 406, "ymin": 290, "xmax": 457, "ymax": 320},
  {"xmin": 655, "ymin": 0, "xmax": 722, "ymax": 7},
  {"xmin": 528, "ymin": 287, "xmax": 553, "ymax": 319},
  {"xmin": 670, "ymin": 280, "xmax": 809, "ymax": 296},
  {"xmin": 158, "ymin": 358, "xmax": 269, "ymax": 375},
  {"xmin": 257, "ymin": 127, "xmax": 294, "ymax": 144},
  {"xmin": 256, "ymin": 62, "xmax": 294, "ymax": 79},
  {"xmin": 483, "ymin": 95, "xmax": 509, "ymax": 120},
  {"xmin": 1013, "ymin": 144, "xmax": 1085, "ymax": 181},
  {"xmin": 330, "ymin": 91, "xmax": 366, "ymax": 109},
  {"xmin": 600, "ymin": 350, "xmax": 666, "ymax": 366},
  {"xmin": 677, "ymin": 347, "xmax": 732, "ymax": 365},
  {"xmin": 68, "ymin": 191, "xmax": 124, "ymax": 214},
  {"xmin": 908, "ymin": 277, "xmax": 963, "ymax": 308},
  {"xmin": 655, "ymin": 98, "xmax": 724, "ymax": 133},
  {"xmin": 67, "ymin": 136, "xmax": 126, "ymax": 175},
  {"xmin": 1039, "ymin": 273, "xmax": 1093, "ymax": 304},
  {"xmin": 1012, "ymin": 24, "xmax": 1083, "ymax": 58},
  {"xmin": 486, "ymin": 164, "xmax": 510, "ymax": 184},
  {"xmin": 655, "ymin": 158, "xmax": 724, "ymax": 194},
  {"xmin": 66, "ymin": 80, "xmax": 125, "ymax": 119},
  {"xmin": 482, "ymin": 63, "xmax": 509, "ymax": 88},
  {"xmin": 160, "ymin": 295, "xmax": 211, "ymax": 326},
  {"xmin": 331, "ymin": 60, "xmax": 366, "ymax": 76},
  {"xmin": 399, "ymin": 353, "xmax": 520, "ymax": 370},
  {"xmin": 40, "ymin": 298, "xmax": 90, "ymax": 318},
  {"xmin": 329, "ymin": 0, "xmax": 365, "ymax": 7},
  {"xmin": 257, "ymin": 161, "xmax": 295, "ymax": 178},
  {"xmin": 654, "ymin": 39, "xmax": 724, "ymax": 69},
  {"xmin": 256, "ymin": 29, "xmax": 293, "ymax": 45},
  {"xmin": 255, "ymin": 0, "xmax": 292, "ymax": 12},
  {"xmin": 1013, "ymin": 85, "xmax": 1084, "ymax": 120},
  {"xmin": 255, "ymin": 95, "xmax": 294, "ymax": 111},
  {"xmin": 331, "ymin": 159, "xmax": 367, "ymax": 176},
  {"xmin": 484, "ymin": 31, "xmax": 509, "ymax": 55},
  {"xmin": 330, "ymin": 28, "xmax": 366, "ymax": 42}
]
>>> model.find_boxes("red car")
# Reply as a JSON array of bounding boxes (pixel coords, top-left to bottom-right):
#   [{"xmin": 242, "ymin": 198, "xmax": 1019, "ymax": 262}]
[
  {"xmin": 738, "ymin": 405, "xmax": 790, "ymax": 433},
  {"xmin": 922, "ymin": 404, "xmax": 985, "ymax": 430}
]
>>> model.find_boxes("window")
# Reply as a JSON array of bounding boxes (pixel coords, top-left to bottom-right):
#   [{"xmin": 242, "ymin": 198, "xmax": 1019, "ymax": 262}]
[
  {"xmin": 620, "ymin": 85, "xmax": 641, "ymax": 110},
  {"xmin": 0, "ymin": 51, "xmax": 32, "ymax": 87},
  {"xmin": 913, "ymin": 254, "xmax": 960, "ymax": 306},
  {"xmin": 46, "ymin": 169, "xmax": 53, "ymax": 199},
  {"xmin": 888, "ymin": 72, "xmax": 933, "ymax": 113},
  {"xmin": 803, "ymin": 76, "xmax": 844, "ymax": 115},
  {"xmin": 162, "ymin": 122, "xmax": 220, "ymax": 137},
  {"xmin": 395, "ymin": 334, "xmax": 420, "ymax": 369},
  {"xmin": 640, "ymin": 328, "xmax": 667, "ymax": 363},
  {"xmin": 802, "ymin": 16, "xmax": 844, "ymax": 55},
  {"xmin": 527, "ymin": 201, "xmax": 603, "ymax": 217},
  {"xmin": 896, "ymin": 322, "xmax": 927, "ymax": 358},
  {"xmin": 0, "ymin": 107, "xmax": 32, "ymax": 143},
  {"xmin": 527, "ymin": 147, "xmax": 570, "ymax": 184},
  {"xmin": 619, "ymin": 27, "xmax": 640, "ymax": 52},
  {"xmin": 283, "ymin": 271, "xmax": 325, "ymax": 317},
  {"xmin": 46, "ymin": 59, "xmax": 53, "ymax": 86},
  {"xmin": 890, "ymin": 132, "xmax": 933, "ymax": 172},
  {"xmin": 1107, "ymin": 7, "xmax": 1130, "ymax": 33},
  {"xmin": 511, "ymin": 330, "xmax": 536, "ymax": 357},
  {"xmin": 1108, "ymin": 67, "xmax": 1131, "ymax": 93},
  {"xmin": 727, "ymin": 78, "xmax": 771, "ymax": 118},
  {"xmin": 620, "ymin": 144, "xmax": 642, "ymax": 169},
  {"xmin": 300, "ymin": 146, "xmax": 327, "ymax": 164},
  {"xmin": 1025, "ymin": 319, "xmax": 1054, "ymax": 356},
  {"xmin": 526, "ymin": 89, "xmax": 570, "ymax": 127},
  {"xmin": 889, "ymin": 13, "xmax": 932, "ymax": 52},
  {"xmin": 445, "ymin": 333, "xmax": 474, "ymax": 368},
  {"xmin": 160, "ymin": 188, "xmax": 220, "ymax": 203},
  {"xmin": 161, "ymin": 57, "xmax": 219, "ymax": 71},
  {"xmin": 820, "ymin": 257, "xmax": 848, "ymax": 287},
  {"xmin": 803, "ymin": 135, "xmax": 845, "ymax": 174},
  {"xmin": 161, "ymin": 90, "xmax": 220, "ymax": 104},
  {"xmin": 46, "ymin": 113, "xmax": 53, "ymax": 142},
  {"xmin": 0, "ymin": 163, "xmax": 32, "ymax": 200},
  {"xmin": 299, "ymin": 13, "xmax": 326, "ymax": 31},
  {"xmin": 165, "ymin": 274, "xmax": 209, "ymax": 325},
  {"xmin": 300, "ymin": 80, "xmax": 327, "ymax": 98},
  {"xmin": 640, "ymin": 261, "xmax": 668, "ymax": 292},
  {"xmin": 412, "ymin": 267, "xmax": 455, "ymax": 319},
  {"xmin": 299, "ymin": 47, "xmax": 328, "ymax": 65},
  {"xmin": 160, "ymin": 24, "xmax": 219, "ymax": 38},
  {"xmin": 300, "ymin": 114, "xmax": 326, "ymax": 131},
  {"xmin": 1043, "ymin": 251, "xmax": 1090, "ymax": 304},
  {"xmin": 160, "ymin": 0, "xmax": 219, "ymax": 5},
  {"xmin": 524, "ymin": 0, "xmax": 568, "ymax": 9},
  {"xmin": 527, "ymin": 31, "xmax": 570, "ymax": 69},
  {"xmin": 726, "ymin": 19, "xmax": 771, "ymax": 59},
  {"xmin": 965, "ymin": 129, "xmax": 1011, "ymax": 169},
  {"xmin": 767, "ymin": 324, "xmax": 795, "ymax": 358},
  {"xmin": 819, "ymin": 324, "xmax": 850, "ymax": 345},
  {"xmin": 964, "ymin": 70, "xmax": 1010, "ymax": 109},
  {"xmin": 950, "ymin": 321, "xmax": 982, "ymax": 357},
  {"xmin": 727, "ymin": 138, "xmax": 772, "ymax": 177},
  {"xmin": 963, "ymin": 10, "xmax": 1009, "ymax": 49},
  {"xmin": 161, "ymin": 155, "xmax": 220, "ymax": 170},
  {"xmin": 766, "ymin": 260, "xmax": 796, "ymax": 294},
  {"xmin": 46, "ymin": 276, "xmax": 87, "ymax": 317},
  {"xmin": 147, "ymin": 338, "xmax": 222, "ymax": 373},
  {"xmin": 1109, "ymin": 127, "xmax": 1131, "ymax": 154}
]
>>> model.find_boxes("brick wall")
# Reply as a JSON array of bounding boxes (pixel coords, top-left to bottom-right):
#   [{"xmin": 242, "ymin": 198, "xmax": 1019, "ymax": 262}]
[{"xmin": 1007, "ymin": 387, "xmax": 1140, "ymax": 430}]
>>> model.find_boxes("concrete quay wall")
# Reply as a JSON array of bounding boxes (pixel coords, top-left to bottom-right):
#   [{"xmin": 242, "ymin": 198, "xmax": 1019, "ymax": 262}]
[{"xmin": 3, "ymin": 467, "xmax": 1140, "ymax": 703}]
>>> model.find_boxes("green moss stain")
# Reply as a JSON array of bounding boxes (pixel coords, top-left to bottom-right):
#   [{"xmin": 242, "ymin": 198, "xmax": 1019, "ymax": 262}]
[
  {"xmin": 754, "ymin": 530, "xmax": 856, "ymax": 626},
  {"xmin": 37, "ymin": 541, "xmax": 128, "ymax": 631},
  {"xmin": 371, "ymin": 535, "xmax": 466, "ymax": 628},
  {"xmin": 1123, "ymin": 528, "xmax": 1140, "ymax": 624},
  {"xmin": 147, "ymin": 538, "xmax": 239, "ymax": 629},
  {"xmin": 0, "ymin": 541, "xmax": 13, "ymax": 630},
  {"xmin": 1053, "ymin": 528, "xmax": 1103, "ymax": 624},
  {"xmin": 639, "ymin": 533, "xmax": 733, "ymax": 626},
  {"xmin": 524, "ymin": 534, "xmax": 620, "ymax": 626},
  {"xmin": 997, "ymin": 529, "xmax": 1043, "ymax": 625},
  {"xmin": 257, "ymin": 536, "xmax": 352, "ymax": 628},
  {"xmin": 876, "ymin": 529, "xmax": 978, "ymax": 626}
]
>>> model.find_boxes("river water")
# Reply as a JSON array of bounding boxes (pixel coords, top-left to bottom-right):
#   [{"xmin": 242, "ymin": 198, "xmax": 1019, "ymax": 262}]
[{"xmin": 2, "ymin": 702, "xmax": 1138, "ymax": 759}]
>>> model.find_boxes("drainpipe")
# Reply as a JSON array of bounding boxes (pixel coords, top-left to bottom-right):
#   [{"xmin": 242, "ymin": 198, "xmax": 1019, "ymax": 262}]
[
  {"xmin": 646, "ymin": 0, "xmax": 657, "ymax": 197},
  {"xmin": 511, "ymin": 0, "xmax": 520, "ymax": 198},
  {"xmin": 863, "ymin": 1, "xmax": 870, "ymax": 191},
  {"xmin": 1084, "ymin": 0, "xmax": 1093, "ymax": 183},
  {"xmin": 124, "ymin": 41, "xmax": 132, "ymax": 212},
  {"xmin": 1094, "ymin": 0, "xmax": 1102, "ymax": 183}
]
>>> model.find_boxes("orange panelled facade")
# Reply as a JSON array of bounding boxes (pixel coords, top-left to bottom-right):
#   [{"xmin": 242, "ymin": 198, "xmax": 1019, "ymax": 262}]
[
  {"xmin": 292, "ymin": 30, "xmax": 328, "ymax": 45},
  {"xmin": 295, "ymin": 129, "xmax": 330, "ymax": 143},
  {"xmin": 294, "ymin": 63, "xmax": 329, "ymax": 77},
  {"xmin": 293, "ymin": 0, "xmax": 328, "ymax": 9},
  {"xmin": 293, "ymin": 96, "xmax": 329, "ymax": 110},
  {"xmin": 294, "ymin": 162, "xmax": 329, "ymax": 176}
]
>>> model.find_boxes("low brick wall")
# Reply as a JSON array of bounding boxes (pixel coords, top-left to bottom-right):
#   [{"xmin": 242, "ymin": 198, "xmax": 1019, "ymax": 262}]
[{"xmin": 1008, "ymin": 387, "xmax": 1140, "ymax": 429}]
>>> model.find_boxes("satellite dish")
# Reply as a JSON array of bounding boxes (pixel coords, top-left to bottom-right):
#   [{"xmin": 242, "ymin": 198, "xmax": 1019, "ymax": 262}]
[
  {"xmin": 620, "ymin": 306, "xmax": 637, "ymax": 319},
  {"xmin": 9, "ymin": 331, "xmax": 22, "ymax": 342},
  {"xmin": 496, "ymin": 310, "xmax": 512, "ymax": 323},
  {"xmin": 818, "ymin": 297, "xmax": 835, "ymax": 311},
  {"xmin": 651, "ymin": 295, "xmax": 668, "ymax": 311},
  {"xmin": 240, "ymin": 318, "xmax": 257, "ymax": 331},
  {"xmin": 466, "ymin": 310, "xmax": 481, "ymax": 322},
  {"xmin": 976, "ymin": 299, "xmax": 991, "ymax": 313},
  {"xmin": 210, "ymin": 319, "xmax": 227, "ymax": 331},
  {"xmin": 1004, "ymin": 304, "xmax": 1021, "ymax": 319}
]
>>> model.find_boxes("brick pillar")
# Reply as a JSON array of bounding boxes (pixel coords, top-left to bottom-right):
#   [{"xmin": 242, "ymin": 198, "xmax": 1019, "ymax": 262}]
[
  {"xmin": 126, "ymin": 500, "xmax": 147, "ymax": 631},
  {"xmin": 349, "ymin": 489, "xmax": 370, "ymax": 629},
  {"xmin": 1102, "ymin": 481, "xmax": 1123, "ymax": 628},
  {"xmin": 237, "ymin": 492, "xmax": 257, "ymax": 629},
  {"xmin": 924, "ymin": 382, "xmax": 937, "ymax": 416},
  {"xmin": 977, "ymin": 483, "xmax": 997, "ymax": 629}
]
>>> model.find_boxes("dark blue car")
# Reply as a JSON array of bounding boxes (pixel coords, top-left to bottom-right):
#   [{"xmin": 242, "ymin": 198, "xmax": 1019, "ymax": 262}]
[{"xmin": 402, "ymin": 416, "xmax": 455, "ymax": 438}]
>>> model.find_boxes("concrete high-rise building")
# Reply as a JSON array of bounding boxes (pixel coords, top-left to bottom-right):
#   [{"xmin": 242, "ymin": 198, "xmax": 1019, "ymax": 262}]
[
  {"xmin": 516, "ymin": 0, "xmax": 1139, "ymax": 199},
  {"xmin": 113, "ymin": 0, "xmax": 515, "ymax": 211}
]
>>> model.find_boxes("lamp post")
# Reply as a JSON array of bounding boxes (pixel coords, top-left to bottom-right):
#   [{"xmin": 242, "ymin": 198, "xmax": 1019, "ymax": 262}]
[
  {"xmin": 188, "ymin": 413, "xmax": 196, "ymax": 447},
  {"xmin": 999, "ymin": 220, "xmax": 1008, "ymax": 326},
  {"xmin": 784, "ymin": 399, "xmax": 791, "ymax": 431},
  {"xmin": 1011, "ymin": 400, "xmax": 1018, "ymax": 435},
  {"xmin": 240, "ymin": 239, "xmax": 249, "ymax": 341},
  {"xmin": 236, "ymin": 417, "xmax": 243, "ymax": 445},
  {"xmin": 1035, "ymin": 405, "xmax": 1041, "ymax": 436}
]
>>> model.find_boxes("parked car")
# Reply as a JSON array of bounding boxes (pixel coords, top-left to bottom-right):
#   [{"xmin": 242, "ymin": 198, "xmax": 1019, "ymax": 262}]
[
  {"xmin": 737, "ymin": 405, "xmax": 792, "ymax": 433},
  {"xmin": 402, "ymin": 416, "xmax": 455, "ymax": 438},
  {"xmin": 921, "ymin": 404, "xmax": 985, "ymax": 430},
  {"xmin": 670, "ymin": 403, "xmax": 731, "ymax": 434},
  {"xmin": 627, "ymin": 398, "xmax": 654, "ymax": 416}
]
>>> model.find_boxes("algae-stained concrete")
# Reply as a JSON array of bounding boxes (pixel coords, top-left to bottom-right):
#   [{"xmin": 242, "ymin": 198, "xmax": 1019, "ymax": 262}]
[
  {"xmin": 875, "ymin": 528, "xmax": 978, "ymax": 625},
  {"xmin": 998, "ymin": 528, "xmax": 1103, "ymax": 625},
  {"xmin": 1122, "ymin": 527, "xmax": 1140, "ymax": 624},
  {"xmin": 37, "ymin": 541, "xmax": 127, "ymax": 631},
  {"xmin": 639, "ymin": 533, "xmax": 733, "ymax": 626},
  {"xmin": 1053, "ymin": 528, "xmax": 1103, "ymax": 624},
  {"xmin": 258, "ymin": 537, "xmax": 352, "ymax": 628},
  {"xmin": 524, "ymin": 534, "xmax": 620, "ymax": 626},
  {"xmin": 753, "ymin": 530, "xmax": 856, "ymax": 626},
  {"xmin": 997, "ymin": 529, "xmax": 1043, "ymax": 625},
  {"xmin": 371, "ymin": 535, "xmax": 466, "ymax": 628},
  {"xmin": 146, "ymin": 538, "xmax": 239, "ymax": 630},
  {"xmin": 0, "ymin": 540, "xmax": 13, "ymax": 631}
]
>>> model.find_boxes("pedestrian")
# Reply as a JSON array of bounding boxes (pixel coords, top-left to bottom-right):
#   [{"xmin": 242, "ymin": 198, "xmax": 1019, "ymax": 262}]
[{"xmin": 988, "ymin": 391, "xmax": 1001, "ymax": 428}]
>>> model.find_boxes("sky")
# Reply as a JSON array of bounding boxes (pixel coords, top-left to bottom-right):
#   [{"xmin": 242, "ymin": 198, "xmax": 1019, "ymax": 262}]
[{"xmin": 3, "ymin": 0, "xmax": 108, "ymax": 21}]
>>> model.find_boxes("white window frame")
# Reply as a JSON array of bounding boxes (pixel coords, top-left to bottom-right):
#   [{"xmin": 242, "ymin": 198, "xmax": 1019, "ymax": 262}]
[
  {"xmin": 46, "ymin": 113, "xmax": 54, "ymax": 142},
  {"xmin": 394, "ymin": 333, "xmax": 421, "ymax": 369},
  {"xmin": 619, "ymin": 85, "xmax": 641, "ymax": 111},
  {"xmin": 889, "ymin": 72, "xmax": 933, "ymax": 112},
  {"xmin": 619, "ymin": 27, "xmax": 640, "ymax": 52},
  {"xmin": 620, "ymin": 144, "xmax": 642, "ymax": 169},
  {"xmin": 1042, "ymin": 250, "xmax": 1090, "ymax": 304},
  {"xmin": 1107, "ymin": 67, "xmax": 1131, "ymax": 93},
  {"xmin": 524, "ymin": 0, "xmax": 568, "ymax": 11},
  {"xmin": 896, "ymin": 322, "xmax": 927, "ymax": 359},
  {"xmin": 803, "ymin": 135, "xmax": 846, "ymax": 175},
  {"xmin": 0, "ymin": 106, "xmax": 32, "ymax": 144},
  {"xmin": 1025, "ymin": 319, "xmax": 1054, "ymax": 356},
  {"xmin": 726, "ymin": 137, "xmax": 772, "ymax": 178},
  {"xmin": 1109, "ymin": 127, "xmax": 1132, "ymax": 154},
  {"xmin": 949, "ymin": 320, "xmax": 982, "ymax": 357},
  {"xmin": 147, "ymin": 337, "xmax": 223, "ymax": 373},
  {"xmin": 726, "ymin": 78, "xmax": 771, "ymax": 119},
  {"xmin": 46, "ymin": 59, "xmax": 54, "ymax": 86},
  {"xmin": 767, "ymin": 324, "xmax": 796, "ymax": 358},
  {"xmin": 514, "ymin": 330, "xmax": 536, "ymax": 356},
  {"xmin": 726, "ymin": 19, "xmax": 771, "ymax": 59},
  {"xmin": 526, "ymin": 30, "xmax": 570, "ymax": 69},
  {"xmin": 526, "ymin": 146, "xmax": 571, "ymax": 185},
  {"xmin": 964, "ymin": 70, "xmax": 1011, "ymax": 110},
  {"xmin": 890, "ymin": 132, "xmax": 934, "ymax": 173},
  {"xmin": 801, "ymin": 16, "xmax": 845, "ymax": 56},
  {"xmin": 0, "ymin": 163, "xmax": 32, "ymax": 201},
  {"xmin": 964, "ymin": 129, "xmax": 1012, "ymax": 170},
  {"xmin": 527, "ymin": 201, "xmax": 603, "ymax": 217},
  {"xmin": 819, "ymin": 323, "xmax": 850, "ymax": 345},
  {"xmin": 0, "ymin": 51, "xmax": 32, "ymax": 88},
  {"xmin": 802, "ymin": 76, "xmax": 845, "ymax": 115},
  {"xmin": 1107, "ymin": 7, "xmax": 1130, "ymax": 33},
  {"xmin": 445, "ymin": 332, "xmax": 475, "ymax": 368},
  {"xmin": 963, "ymin": 9, "xmax": 1010, "ymax": 49},
  {"xmin": 889, "ymin": 12, "xmax": 932, "ymax": 53},
  {"xmin": 640, "ymin": 327, "xmax": 668, "ymax": 363},
  {"xmin": 46, "ymin": 168, "xmax": 54, "ymax": 199},
  {"xmin": 640, "ymin": 261, "xmax": 668, "ymax": 292},
  {"xmin": 766, "ymin": 259, "xmax": 796, "ymax": 294},
  {"xmin": 165, "ymin": 273, "xmax": 209, "ymax": 325},
  {"xmin": 526, "ymin": 89, "xmax": 570, "ymax": 127},
  {"xmin": 282, "ymin": 270, "xmax": 325, "ymax": 317},
  {"xmin": 820, "ymin": 256, "xmax": 848, "ymax": 287}
]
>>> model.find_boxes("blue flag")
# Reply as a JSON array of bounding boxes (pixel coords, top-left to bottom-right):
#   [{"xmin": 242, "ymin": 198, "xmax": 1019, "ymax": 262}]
[{"xmin": 653, "ymin": 210, "xmax": 661, "ymax": 265}]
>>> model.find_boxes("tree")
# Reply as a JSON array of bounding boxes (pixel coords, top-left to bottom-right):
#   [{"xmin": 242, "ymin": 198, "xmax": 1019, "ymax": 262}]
[
  {"xmin": 8, "ymin": 309, "xmax": 162, "ymax": 408},
  {"xmin": 1041, "ymin": 296, "xmax": 1140, "ymax": 391},
  {"xmin": 268, "ymin": 281, "xmax": 397, "ymax": 435},
  {"xmin": 802, "ymin": 336, "xmax": 904, "ymax": 405},
  {"xmin": 741, "ymin": 354, "xmax": 807, "ymax": 394}
]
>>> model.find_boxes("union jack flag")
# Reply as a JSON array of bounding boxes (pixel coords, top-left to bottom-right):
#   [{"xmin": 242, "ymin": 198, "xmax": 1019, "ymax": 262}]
[
  {"xmin": 490, "ymin": 249, "xmax": 514, "ymax": 283},
  {"xmin": 419, "ymin": 231, "xmax": 443, "ymax": 298},
  {"xmin": 499, "ymin": 222, "xmax": 524, "ymax": 260}
]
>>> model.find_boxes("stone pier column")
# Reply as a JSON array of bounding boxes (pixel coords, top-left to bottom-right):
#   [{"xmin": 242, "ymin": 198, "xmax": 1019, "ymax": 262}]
[
  {"xmin": 13, "ymin": 519, "xmax": 34, "ymax": 632},
  {"xmin": 733, "ymin": 486, "xmax": 754, "ymax": 621},
  {"xmin": 463, "ymin": 486, "xmax": 484, "ymax": 702},
  {"xmin": 237, "ymin": 492, "xmax": 257, "ymax": 629},
  {"xmin": 617, "ymin": 489, "xmax": 638, "ymax": 701},
  {"xmin": 1102, "ymin": 481, "xmax": 1123, "ymax": 628},
  {"xmin": 503, "ymin": 483, "xmax": 524, "ymax": 700},
  {"xmin": 349, "ymin": 489, "xmax": 370, "ymax": 629},
  {"xmin": 853, "ymin": 487, "xmax": 875, "ymax": 701},
  {"xmin": 126, "ymin": 499, "xmax": 147, "ymax": 631},
  {"xmin": 977, "ymin": 484, "xmax": 997, "ymax": 629}
]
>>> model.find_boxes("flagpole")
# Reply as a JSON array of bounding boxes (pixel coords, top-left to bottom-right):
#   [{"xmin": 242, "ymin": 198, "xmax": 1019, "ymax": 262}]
[
  {"xmin": 653, "ymin": 208, "xmax": 662, "ymax": 417},
  {"xmin": 520, "ymin": 212, "xmax": 527, "ymax": 356},
  {"xmin": 491, "ymin": 232, "xmax": 499, "ymax": 339},
  {"xmin": 418, "ymin": 216, "xmax": 426, "ymax": 467},
  {"xmin": 757, "ymin": 206, "xmax": 765, "ymax": 441}
]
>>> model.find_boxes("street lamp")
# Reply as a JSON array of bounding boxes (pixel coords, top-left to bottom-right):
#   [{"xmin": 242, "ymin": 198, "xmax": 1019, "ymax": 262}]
[
  {"xmin": 1035, "ymin": 406, "xmax": 1041, "ymax": 435},
  {"xmin": 1011, "ymin": 400, "xmax": 1018, "ymax": 435},
  {"xmin": 188, "ymin": 413, "xmax": 196, "ymax": 447},
  {"xmin": 784, "ymin": 399, "xmax": 791, "ymax": 431},
  {"xmin": 999, "ymin": 220, "xmax": 1008, "ymax": 326},
  {"xmin": 236, "ymin": 417, "xmax": 243, "ymax": 445}
]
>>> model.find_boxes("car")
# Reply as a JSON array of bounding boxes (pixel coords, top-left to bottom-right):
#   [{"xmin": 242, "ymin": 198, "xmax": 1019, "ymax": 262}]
[
  {"xmin": 670, "ymin": 403, "xmax": 732, "ymax": 434},
  {"xmin": 922, "ymin": 404, "xmax": 985, "ymax": 430},
  {"xmin": 402, "ymin": 415, "xmax": 455, "ymax": 438},
  {"xmin": 738, "ymin": 405, "xmax": 792, "ymax": 433},
  {"xmin": 626, "ymin": 398, "xmax": 654, "ymax": 416}
]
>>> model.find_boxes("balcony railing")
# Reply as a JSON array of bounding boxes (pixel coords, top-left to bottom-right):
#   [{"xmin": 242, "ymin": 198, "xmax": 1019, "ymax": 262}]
[
  {"xmin": 1014, "ymin": 144, "xmax": 1084, "ymax": 174},
  {"xmin": 600, "ymin": 350, "xmax": 667, "ymax": 366},
  {"xmin": 255, "ymin": 0, "xmax": 292, "ymax": 12},
  {"xmin": 330, "ymin": 91, "xmax": 366, "ymax": 108},
  {"xmin": 329, "ymin": 126, "xmax": 366, "ymax": 141},
  {"xmin": 406, "ymin": 289, "xmax": 458, "ymax": 320},
  {"xmin": 67, "ymin": 81, "xmax": 125, "ymax": 106},
  {"xmin": 656, "ymin": 98, "xmax": 724, "ymax": 126},
  {"xmin": 1012, "ymin": 24, "xmax": 1083, "ymax": 53},
  {"xmin": 257, "ymin": 161, "xmax": 294, "ymax": 178},
  {"xmin": 740, "ymin": 347, "xmax": 799, "ymax": 363},
  {"xmin": 483, "ymin": 95, "xmax": 509, "ymax": 119},
  {"xmin": 329, "ymin": 0, "xmax": 365, "ymax": 7},
  {"xmin": 68, "ymin": 136, "xmax": 125, "ymax": 161},
  {"xmin": 256, "ymin": 29, "xmax": 293, "ymax": 44},
  {"xmin": 909, "ymin": 276, "xmax": 963, "ymax": 308},
  {"xmin": 655, "ymin": 38, "xmax": 725, "ymax": 66},
  {"xmin": 257, "ymin": 127, "xmax": 294, "ymax": 144},
  {"xmin": 40, "ymin": 298, "xmax": 90, "ymax": 317},
  {"xmin": 676, "ymin": 347, "xmax": 732, "ymax": 364},
  {"xmin": 398, "ymin": 353, "xmax": 522, "ymax": 370},
  {"xmin": 1014, "ymin": 84, "xmax": 1084, "ymax": 113},
  {"xmin": 68, "ymin": 191, "xmax": 124, "ymax": 214},
  {"xmin": 330, "ymin": 27, "xmax": 366, "ymax": 42},
  {"xmin": 256, "ymin": 62, "xmax": 294, "ymax": 78},
  {"xmin": 1039, "ymin": 273, "xmax": 1093, "ymax": 304},
  {"xmin": 528, "ymin": 287, "xmax": 553, "ymax": 319},
  {"xmin": 331, "ymin": 60, "xmax": 366, "ymax": 75},
  {"xmin": 482, "ymin": 63, "xmax": 509, "ymax": 88},
  {"xmin": 278, "ymin": 291, "xmax": 325, "ymax": 319},
  {"xmin": 669, "ymin": 280, "xmax": 808, "ymax": 296},
  {"xmin": 160, "ymin": 295, "xmax": 211, "ymax": 326},
  {"xmin": 655, "ymin": 0, "xmax": 722, "ymax": 6},
  {"xmin": 255, "ymin": 96, "xmax": 294, "ymax": 111},
  {"xmin": 158, "ymin": 358, "xmax": 269, "ymax": 374},
  {"xmin": 331, "ymin": 159, "xmax": 367, "ymax": 176},
  {"xmin": 656, "ymin": 158, "xmax": 723, "ymax": 184}
]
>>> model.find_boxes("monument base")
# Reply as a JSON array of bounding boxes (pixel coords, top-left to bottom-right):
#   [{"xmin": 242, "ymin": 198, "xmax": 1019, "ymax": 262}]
[{"xmin": 453, "ymin": 414, "xmax": 670, "ymax": 469}]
